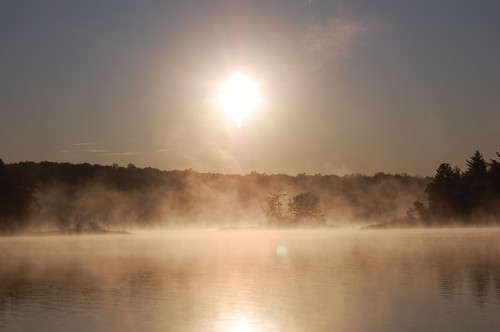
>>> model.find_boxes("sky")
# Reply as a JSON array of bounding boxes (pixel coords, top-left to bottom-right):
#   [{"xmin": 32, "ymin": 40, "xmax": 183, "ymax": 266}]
[{"xmin": 1, "ymin": 0, "xmax": 499, "ymax": 176}]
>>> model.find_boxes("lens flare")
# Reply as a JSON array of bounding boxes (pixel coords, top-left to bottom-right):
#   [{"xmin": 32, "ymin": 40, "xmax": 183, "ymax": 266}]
[{"xmin": 276, "ymin": 246, "xmax": 287, "ymax": 256}]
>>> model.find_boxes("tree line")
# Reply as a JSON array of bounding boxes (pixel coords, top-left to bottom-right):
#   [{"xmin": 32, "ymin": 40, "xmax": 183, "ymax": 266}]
[
  {"xmin": 1, "ymin": 158, "xmax": 431, "ymax": 233},
  {"xmin": 407, "ymin": 148, "xmax": 500, "ymax": 225},
  {"xmin": 0, "ymin": 159, "xmax": 36, "ymax": 233}
]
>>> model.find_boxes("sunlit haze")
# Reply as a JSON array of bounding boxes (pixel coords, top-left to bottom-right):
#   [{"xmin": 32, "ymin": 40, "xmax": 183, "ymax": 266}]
[
  {"xmin": 1, "ymin": 1, "xmax": 500, "ymax": 175},
  {"xmin": 2, "ymin": 3, "xmax": 500, "ymax": 332},
  {"xmin": 2, "ymin": 230, "xmax": 500, "ymax": 331}
]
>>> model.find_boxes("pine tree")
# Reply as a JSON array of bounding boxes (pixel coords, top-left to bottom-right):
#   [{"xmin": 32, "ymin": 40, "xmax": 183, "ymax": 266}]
[
  {"xmin": 465, "ymin": 150, "xmax": 488, "ymax": 179},
  {"xmin": 425, "ymin": 163, "xmax": 462, "ymax": 220}
]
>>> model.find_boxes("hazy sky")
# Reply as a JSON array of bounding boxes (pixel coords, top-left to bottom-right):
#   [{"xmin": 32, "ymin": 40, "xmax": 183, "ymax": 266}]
[{"xmin": 1, "ymin": 0, "xmax": 499, "ymax": 176}]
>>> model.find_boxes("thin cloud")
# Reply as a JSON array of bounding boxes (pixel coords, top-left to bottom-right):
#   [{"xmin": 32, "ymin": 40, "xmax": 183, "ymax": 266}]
[
  {"xmin": 73, "ymin": 142, "xmax": 91, "ymax": 146},
  {"xmin": 104, "ymin": 152, "xmax": 143, "ymax": 156},
  {"xmin": 60, "ymin": 150, "xmax": 72, "ymax": 153},
  {"xmin": 155, "ymin": 148, "xmax": 172, "ymax": 153},
  {"xmin": 87, "ymin": 149, "xmax": 110, "ymax": 153}
]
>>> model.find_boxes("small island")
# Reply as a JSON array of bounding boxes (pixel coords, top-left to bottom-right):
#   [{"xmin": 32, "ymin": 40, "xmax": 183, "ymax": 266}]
[
  {"xmin": 367, "ymin": 149, "xmax": 500, "ymax": 229},
  {"xmin": 262, "ymin": 192, "xmax": 326, "ymax": 227}
]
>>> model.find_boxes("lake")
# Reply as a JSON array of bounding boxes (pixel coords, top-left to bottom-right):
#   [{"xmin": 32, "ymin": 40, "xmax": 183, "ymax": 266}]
[{"xmin": 1, "ymin": 228, "xmax": 500, "ymax": 331}]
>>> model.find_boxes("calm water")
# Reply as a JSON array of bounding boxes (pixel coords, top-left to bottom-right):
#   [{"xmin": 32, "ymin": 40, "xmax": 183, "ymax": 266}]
[{"xmin": 1, "ymin": 228, "xmax": 500, "ymax": 332}]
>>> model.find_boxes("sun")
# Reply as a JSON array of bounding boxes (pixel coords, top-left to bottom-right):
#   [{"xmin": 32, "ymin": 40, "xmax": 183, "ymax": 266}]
[{"xmin": 216, "ymin": 72, "xmax": 262, "ymax": 128}]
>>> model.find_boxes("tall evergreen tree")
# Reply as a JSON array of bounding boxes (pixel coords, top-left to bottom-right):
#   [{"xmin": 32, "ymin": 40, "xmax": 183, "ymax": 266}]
[
  {"xmin": 465, "ymin": 150, "xmax": 488, "ymax": 179},
  {"xmin": 464, "ymin": 150, "xmax": 489, "ymax": 216},
  {"xmin": 425, "ymin": 163, "xmax": 462, "ymax": 220}
]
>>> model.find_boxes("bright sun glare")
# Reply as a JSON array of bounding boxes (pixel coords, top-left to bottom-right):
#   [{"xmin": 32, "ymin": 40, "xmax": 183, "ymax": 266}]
[
  {"xmin": 217, "ymin": 72, "xmax": 261, "ymax": 128},
  {"xmin": 225, "ymin": 316, "xmax": 255, "ymax": 332}
]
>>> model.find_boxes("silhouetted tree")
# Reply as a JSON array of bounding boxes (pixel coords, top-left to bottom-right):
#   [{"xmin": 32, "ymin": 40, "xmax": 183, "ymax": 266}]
[
  {"xmin": 487, "ymin": 147, "xmax": 500, "ymax": 214},
  {"xmin": 0, "ymin": 159, "xmax": 37, "ymax": 233},
  {"xmin": 425, "ymin": 163, "xmax": 463, "ymax": 220},
  {"xmin": 416, "ymin": 148, "xmax": 500, "ymax": 224},
  {"xmin": 465, "ymin": 150, "xmax": 488, "ymax": 179},
  {"xmin": 489, "ymin": 148, "xmax": 500, "ymax": 191},
  {"xmin": 288, "ymin": 192, "xmax": 325, "ymax": 224},
  {"xmin": 406, "ymin": 200, "xmax": 429, "ymax": 222},
  {"xmin": 463, "ymin": 150, "xmax": 489, "ymax": 217},
  {"xmin": 264, "ymin": 192, "xmax": 288, "ymax": 225}
]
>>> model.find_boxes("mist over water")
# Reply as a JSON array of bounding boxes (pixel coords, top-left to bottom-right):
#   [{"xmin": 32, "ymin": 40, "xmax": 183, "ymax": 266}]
[{"xmin": 1, "ymin": 228, "xmax": 500, "ymax": 332}]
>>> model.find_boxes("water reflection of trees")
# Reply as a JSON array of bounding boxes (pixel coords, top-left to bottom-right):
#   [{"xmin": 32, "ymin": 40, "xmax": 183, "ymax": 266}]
[{"xmin": 434, "ymin": 243, "xmax": 500, "ymax": 304}]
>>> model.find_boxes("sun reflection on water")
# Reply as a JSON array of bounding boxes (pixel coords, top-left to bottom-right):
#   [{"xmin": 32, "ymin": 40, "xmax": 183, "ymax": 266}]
[{"xmin": 224, "ymin": 315, "xmax": 256, "ymax": 332}]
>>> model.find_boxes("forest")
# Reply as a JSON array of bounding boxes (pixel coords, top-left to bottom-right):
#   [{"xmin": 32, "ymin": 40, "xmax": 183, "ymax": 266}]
[
  {"xmin": 405, "ymin": 149, "xmax": 500, "ymax": 226},
  {"xmin": 1, "ymin": 147, "xmax": 499, "ymax": 233}
]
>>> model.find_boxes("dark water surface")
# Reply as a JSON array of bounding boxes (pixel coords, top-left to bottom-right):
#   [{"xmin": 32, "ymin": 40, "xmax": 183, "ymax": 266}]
[{"xmin": 1, "ymin": 228, "xmax": 500, "ymax": 331}]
